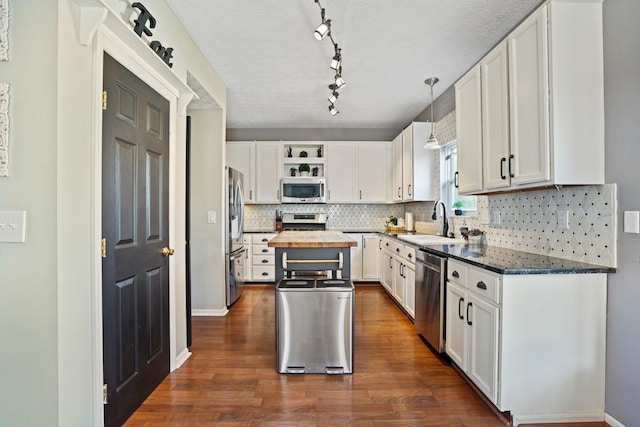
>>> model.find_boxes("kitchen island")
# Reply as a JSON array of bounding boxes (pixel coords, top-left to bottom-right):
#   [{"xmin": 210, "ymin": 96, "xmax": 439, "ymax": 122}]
[{"xmin": 268, "ymin": 230, "xmax": 357, "ymax": 282}]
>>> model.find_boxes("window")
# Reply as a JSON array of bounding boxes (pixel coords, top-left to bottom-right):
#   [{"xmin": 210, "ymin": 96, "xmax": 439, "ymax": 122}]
[{"xmin": 441, "ymin": 141, "xmax": 476, "ymax": 213}]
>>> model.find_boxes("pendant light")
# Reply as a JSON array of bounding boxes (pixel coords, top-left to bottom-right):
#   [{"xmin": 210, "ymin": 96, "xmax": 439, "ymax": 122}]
[{"xmin": 424, "ymin": 77, "xmax": 440, "ymax": 149}]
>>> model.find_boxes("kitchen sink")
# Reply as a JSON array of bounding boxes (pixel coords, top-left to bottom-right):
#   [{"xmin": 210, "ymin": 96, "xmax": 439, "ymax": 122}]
[{"xmin": 396, "ymin": 234, "xmax": 465, "ymax": 246}]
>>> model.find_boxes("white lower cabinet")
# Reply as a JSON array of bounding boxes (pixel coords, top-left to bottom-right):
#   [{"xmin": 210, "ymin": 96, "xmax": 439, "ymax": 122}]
[
  {"xmin": 380, "ymin": 236, "xmax": 415, "ymax": 319},
  {"xmin": 445, "ymin": 258, "xmax": 607, "ymax": 425},
  {"xmin": 347, "ymin": 233, "xmax": 380, "ymax": 281},
  {"xmin": 245, "ymin": 233, "xmax": 277, "ymax": 281}
]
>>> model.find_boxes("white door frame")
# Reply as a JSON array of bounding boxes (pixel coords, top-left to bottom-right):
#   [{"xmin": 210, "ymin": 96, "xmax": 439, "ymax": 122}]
[{"xmin": 79, "ymin": 10, "xmax": 194, "ymax": 426}]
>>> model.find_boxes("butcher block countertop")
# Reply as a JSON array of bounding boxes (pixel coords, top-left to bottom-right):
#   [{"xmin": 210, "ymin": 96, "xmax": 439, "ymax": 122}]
[{"xmin": 268, "ymin": 230, "xmax": 357, "ymax": 248}]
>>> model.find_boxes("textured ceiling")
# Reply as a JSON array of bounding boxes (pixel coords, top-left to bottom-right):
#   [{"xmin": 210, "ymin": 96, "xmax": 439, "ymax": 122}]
[{"xmin": 165, "ymin": 0, "xmax": 543, "ymax": 130}]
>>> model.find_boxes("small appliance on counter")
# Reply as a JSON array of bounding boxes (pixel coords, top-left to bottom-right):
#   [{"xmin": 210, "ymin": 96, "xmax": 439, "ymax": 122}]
[
  {"xmin": 405, "ymin": 212, "xmax": 415, "ymax": 232},
  {"xmin": 275, "ymin": 210, "xmax": 283, "ymax": 231}
]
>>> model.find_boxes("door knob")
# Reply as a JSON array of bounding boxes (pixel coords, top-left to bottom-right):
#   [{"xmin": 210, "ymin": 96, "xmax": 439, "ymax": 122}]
[{"xmin": 162, "ymin": 247, "xmax": 175, "ymax": 257}]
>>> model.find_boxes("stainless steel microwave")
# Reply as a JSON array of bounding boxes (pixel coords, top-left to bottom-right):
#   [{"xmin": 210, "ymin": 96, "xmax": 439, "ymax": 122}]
[{"xmin": 280, "ymin": 177, "xmax": 326, "ymax": 203}]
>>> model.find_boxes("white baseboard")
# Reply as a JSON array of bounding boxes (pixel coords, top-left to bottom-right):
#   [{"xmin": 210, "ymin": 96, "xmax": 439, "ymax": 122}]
[
  {"xmin": 605, "ymin": 413, "xmax": 626, "ymax": 427},
  {"xmin": 192, "ymin": 308, "xmax": 228, "ymax": 316},
  {"xmin": 173, "ymin": 348, "xmax": 192, "ymax": 370},
  {"xmin": 512, "ymin": 412, "xmax": 604, "ymax": 426}
]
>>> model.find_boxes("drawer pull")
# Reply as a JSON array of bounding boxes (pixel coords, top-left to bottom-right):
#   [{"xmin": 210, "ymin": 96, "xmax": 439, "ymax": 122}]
[
  {"xmin": 476, "ymin": 281, "xmax": 487, "ymax": 290},
  {"xmin": 452, "ymin": 271, "xmax": 459, "ymax": 278},
  {"xmin": 262, "ymin": 272, "xmax": 269, "ymax": 276},
  {"xmin": 261, "ymin": 238, "xmax": 269, "ymax": 242},
  {"xmin": 262, "ymin": 248, "xmax": 268, "ymax": 253},
  {"xmin": 466, "ymin": 302, "xmax": 473, "ymax": 326},
  {"xmin": 262, "ymin": 259, "xmax": 269, "ymax": 263},
  {"xmin": 408, "ymin": 253, "xmax": 412, "ymax": 259}
]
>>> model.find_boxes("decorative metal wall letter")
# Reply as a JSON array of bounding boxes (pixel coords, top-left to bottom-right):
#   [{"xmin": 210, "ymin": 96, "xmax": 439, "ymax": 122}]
[
  {"xmin": 0, "ymin": 82, "xmax": 8, "ymax": 176},
  {"xmin": 0, "ymin": 0, "xmax": 8, "ymax": 61}
]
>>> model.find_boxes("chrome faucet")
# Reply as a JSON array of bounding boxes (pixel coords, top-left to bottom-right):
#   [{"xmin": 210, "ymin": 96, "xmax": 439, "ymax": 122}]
[{"xmin": 432, "ymin": 200, "xmax": 449, "ymax": 237}]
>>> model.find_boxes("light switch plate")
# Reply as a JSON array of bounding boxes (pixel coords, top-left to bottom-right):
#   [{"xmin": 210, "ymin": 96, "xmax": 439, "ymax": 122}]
[
  {"xmin": 207, "ymin": 211, "xmax": 216, "ymax": 224},
  {"xmin": 0, "ymin": 210, "xmax": 27, "ymax": 243},
  {"xmin": 624, "ymin": 211, "xmax": 640, "ymax": 233}
]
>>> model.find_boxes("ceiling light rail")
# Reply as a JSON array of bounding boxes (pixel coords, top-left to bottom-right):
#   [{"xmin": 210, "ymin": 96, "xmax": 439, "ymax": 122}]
[{"xmin": 312, "ymin": 0, "xmax": 344, "ymax": 116}]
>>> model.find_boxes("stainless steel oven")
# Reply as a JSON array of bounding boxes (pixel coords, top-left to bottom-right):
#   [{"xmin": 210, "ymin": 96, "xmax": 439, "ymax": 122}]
[{"xmin": 280, "ymin": 177, "xmax": 326, "ymax": 203}]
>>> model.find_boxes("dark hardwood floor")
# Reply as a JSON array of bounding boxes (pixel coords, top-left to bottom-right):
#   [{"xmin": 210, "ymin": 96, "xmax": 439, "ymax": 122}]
[{"xmin": 124, "ymin": 284, "xmax": 608, "ymax": 427}]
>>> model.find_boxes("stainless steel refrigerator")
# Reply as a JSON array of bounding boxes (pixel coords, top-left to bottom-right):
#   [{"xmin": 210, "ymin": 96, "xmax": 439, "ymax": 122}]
[{"xmin": 225, "ymin": 167, "xmax": 246, "ymax": 306}]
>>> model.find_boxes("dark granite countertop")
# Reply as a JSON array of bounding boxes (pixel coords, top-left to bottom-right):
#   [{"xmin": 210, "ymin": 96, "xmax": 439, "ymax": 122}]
[{"xmin": 420, "ymin": 243, "xmax": 615, "ymax": 275}]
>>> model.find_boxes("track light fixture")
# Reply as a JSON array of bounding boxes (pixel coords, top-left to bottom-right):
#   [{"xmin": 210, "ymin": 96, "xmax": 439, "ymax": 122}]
[
  {"xmin": 312, "ymin": 0, "xmax": 346, "ymax": 116},
  {"xmin": 424, "ymin": 77, "xmax": 440, "ymax": 149},
  {"xmin": 330, "ymin": 45, "xmax": 341, "ymax": 70}
]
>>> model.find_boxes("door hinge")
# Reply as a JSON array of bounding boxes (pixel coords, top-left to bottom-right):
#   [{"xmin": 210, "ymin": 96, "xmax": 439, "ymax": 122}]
[
  {"xmin": 102, "ymin": 90, "xmax": 107, "ymax": 110},
  {"xmin": 103, "ymin": 384, "xmax": 108, "ymax": 404},
  {"xmin": 101, "ymin": 238, "xmax": 107, "ymax": 258}
]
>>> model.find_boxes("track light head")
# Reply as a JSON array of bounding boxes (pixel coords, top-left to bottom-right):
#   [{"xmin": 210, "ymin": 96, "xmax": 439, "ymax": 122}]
[
  {"xmin": 329, "ymin": 104, "xmax": 339, "ymax": 116},
  {"xmin": 314, "ymin": 18, "xmax": 331, "ymax": 40},
  {"xmin": 328, "ymin": 91, "xmax": 339, "ymax": 104},
  {"xmin": 330, "ymin": 46, "xmax": 341, "ymax": 70},
  {"xmin": 334, "ymin": 72, "xmax": 346, "ymax": 89}
]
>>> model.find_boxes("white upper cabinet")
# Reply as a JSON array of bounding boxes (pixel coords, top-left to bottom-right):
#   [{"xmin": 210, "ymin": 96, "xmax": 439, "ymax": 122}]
[
  {"xmin": 481, "ymin": 41, "xmax": 511, "ymax": 191},
  {"xmin": 255, "ymin": 142, "xmax": 282, "ymax": 203},
  {"xmin": 226, "ymin": 141, "xmax": 256, "ymax": 203},
  {"xmin": 507, "ymin": 5, "xmax": 550, "ymax": 186},
  {"xmin": 393, "ymin": 122, "xmax": 436, "ymax": 202},
  {"xmin": 455, "ymin": 67, "xmax": 484, "ymax": 194},
  {"xmin": 326, "ymin": 143, "xmax": 358, "ymax": 202},
  {"xmin": 326, "ymin": 141, "xmax": 390, "ymax": 203},
  {"xmin": 456, "ymin": 0, "xmax": 605, "ymax": 195},
  {"xmin": 358, "ymin": 142, "xmax": 389, "ymax": 203},
  {"xmin": 392, "ymin": 133, "xmax": 403, "ymax": 202}
]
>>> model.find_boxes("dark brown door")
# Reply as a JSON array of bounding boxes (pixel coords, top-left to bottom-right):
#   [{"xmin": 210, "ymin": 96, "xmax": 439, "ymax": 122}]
[{"xmin": 102, "ymin": 53, "xmax": 170, "ymax": 427}]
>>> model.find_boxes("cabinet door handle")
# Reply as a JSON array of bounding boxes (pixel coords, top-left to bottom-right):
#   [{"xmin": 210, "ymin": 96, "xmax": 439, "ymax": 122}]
[
  {"xmin": 452, "ymin": 270, "xmax": 459, "ymax": 278},
  {"xmin": 379, "ymin": 240, "xmax": 382, "ymax": 250},
  {"xmin": 454, "ymin": 171, "xmax": 459, "ymax": 188},
  {"xmin": 407, "ymin": 184, "xmax": 412, "ymax": 196},
  {"xmin": 509, "ymin": 154, "xmax": 515, "ymax": 178},
  {"xmin": 466, "ymin": 302, "xmax": 473, "ymax": 326},
  {"xmin": 359, "ymin": 190, "xmax": 362, "ymax": 200},
  {"xmin": 401, "ymin": 264, "xmax": 405, "ymax": 277},
  {"xmin": 458, "ymin": 297, "xmax": 465, "ymax": 320},
  {"xmin": 408, "ymin": 253, "xmax": 412, "ymax": 259},
  {"xmin": 328, "ymin": 189, "xmax": 331, "ymax": 200},
  {"xmin": 476, "ymin": 281, "xmax": 487, "ymax": 290},
  {"xmin": 249, "ymin": 189, "xmax": 253, "ymax": 200},
  {"xmin": 277, "ymin": 190, "xmax": 280, "ymax": 199},
  {"xmin": 500, "ymin": 157, "xmax": 507, "ymax": 180},
  {"xmin": 389, "ymin": 257, "xmax": 393, "ymax": 268},
  {"xmin": 397, "ymin": 187, "xmax": 401, "ymax": 198}
]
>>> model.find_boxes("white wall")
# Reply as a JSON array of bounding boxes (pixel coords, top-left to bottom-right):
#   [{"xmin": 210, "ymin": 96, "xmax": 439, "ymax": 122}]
[
  {"xmin": 1, "ymin": 0, "xmax": 227, "ymax": 426},
  {"xmin": 602, "ymin": 1, "xmax": 640, "ymax": 425},
  {"xmin": 188, "ymin": 109, "xmax": 227, "ymax": 312},
  {"xmin": 0, "ymin": 1, "xmax": 60, "ymax": 425}
]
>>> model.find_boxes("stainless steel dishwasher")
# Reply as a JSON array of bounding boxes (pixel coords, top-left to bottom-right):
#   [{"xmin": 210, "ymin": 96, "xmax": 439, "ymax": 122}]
[
  {"xmin": 276, "ymin": 278, "xmax": 354, "ymax": 374},
  {"xmin": 415, "ymin": 250, "xmax": 446, "ymax": 353}
]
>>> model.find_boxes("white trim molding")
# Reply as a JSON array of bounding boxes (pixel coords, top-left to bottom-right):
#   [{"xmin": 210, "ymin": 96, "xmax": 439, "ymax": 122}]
[
  {"xmin": 192, "ymin": 308, "xmax": 229, "ymax": 317},
  {"xmin": 606, "ymin": 413, "xmax": 627, "ymax": 427},
  {"xmin": 0, "ymin": 82, "xmax": 8, "ymax": 176},
  {"xmin": 0, "ymin": 0, "xmax": 7, "ymax": 61}
]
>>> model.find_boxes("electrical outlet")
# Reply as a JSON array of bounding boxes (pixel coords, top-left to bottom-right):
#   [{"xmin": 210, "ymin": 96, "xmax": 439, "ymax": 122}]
[
  {"xmin": 491, "ymin": 210, "xmax": 501, "ymax": 226},
  {"xmin": 0, "ymin": 210, "xmax": 27, "ymax": 243},
  {"xmin": 207, "ymin": 211, "xmax": 216, "ymax": 224},
  {"xmin": 557, "ymin": 210, "xmax": 570, "ymax": 230}
]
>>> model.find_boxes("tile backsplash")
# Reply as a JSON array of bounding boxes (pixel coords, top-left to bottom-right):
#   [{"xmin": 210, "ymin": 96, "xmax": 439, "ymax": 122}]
[
  {"xmin": 245, "ymin": 203, "xmax": 405, "ymax": 231},
  {"xmin": 245, "ymin": 183, "xmax": 616, "ymax": 267}
]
